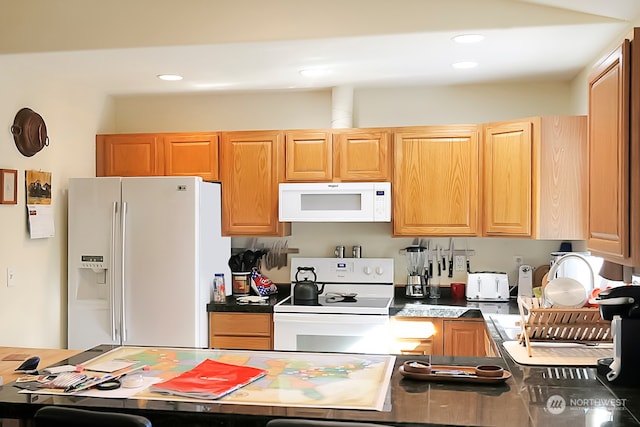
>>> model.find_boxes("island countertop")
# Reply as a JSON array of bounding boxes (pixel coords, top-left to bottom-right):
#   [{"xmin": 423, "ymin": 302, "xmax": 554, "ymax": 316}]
[{"xmin": 0, "ymin": 331, "xmax": 638, "ymax": 427}]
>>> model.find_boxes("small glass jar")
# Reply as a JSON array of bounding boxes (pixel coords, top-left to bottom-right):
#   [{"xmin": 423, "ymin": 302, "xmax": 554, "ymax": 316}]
[{"xmin": 212, "ymin": 273, "xmax": 226, "ymax": 303}]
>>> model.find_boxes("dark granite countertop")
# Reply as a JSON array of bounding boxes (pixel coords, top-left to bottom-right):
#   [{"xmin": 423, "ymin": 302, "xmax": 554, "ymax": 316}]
[
  {"xmin": 199, "ymin": 285, "xmax": 640, "ymax": 425},
  {"xmin": 207, "ymin": 284, "xmax": 519, "ymax": 319},
  {"xmin": 1, "ymin": 336, "xmax": 638, "ymax": 426}
]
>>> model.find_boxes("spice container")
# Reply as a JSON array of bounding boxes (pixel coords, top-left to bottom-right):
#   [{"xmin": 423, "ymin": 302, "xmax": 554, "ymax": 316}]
[{"xmin": 232, "ymin": 272, "xmax": 251, "ymax": 295}]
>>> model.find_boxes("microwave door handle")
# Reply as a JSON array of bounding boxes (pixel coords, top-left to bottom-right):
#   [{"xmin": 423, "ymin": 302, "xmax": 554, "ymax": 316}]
[
  {"xmin": 110, "ymin": 201, "xmax": 118, "ymax": 342},
  {"xmin": 120, "ymin": 201, "xmax": 128, "ymax": 343}
]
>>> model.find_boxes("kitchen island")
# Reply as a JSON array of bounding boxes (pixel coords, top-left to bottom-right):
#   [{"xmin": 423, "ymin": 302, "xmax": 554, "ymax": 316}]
[{"xmin": 0, "ymin": 328, "xmax": 639, "ymax": 426}]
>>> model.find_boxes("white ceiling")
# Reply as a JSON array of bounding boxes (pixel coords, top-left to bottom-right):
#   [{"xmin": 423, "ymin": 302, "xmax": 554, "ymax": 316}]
[{"xmin": 2, "ymin": 0, "xmax": 640, "ymax": 96}]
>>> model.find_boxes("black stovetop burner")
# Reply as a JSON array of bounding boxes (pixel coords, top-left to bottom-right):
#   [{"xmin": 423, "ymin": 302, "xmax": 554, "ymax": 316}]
[{"xmin": 325, "ymin": 294, "xmax": 357, "ymax": 303}]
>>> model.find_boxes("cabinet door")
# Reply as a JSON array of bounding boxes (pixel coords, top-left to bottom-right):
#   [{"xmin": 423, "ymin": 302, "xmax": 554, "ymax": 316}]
[
  {"xmin": 588, "ymin": 42, "xmax": 631, "ymax": 261},
  {"xmin": 334, "ymin": 130, "xmax": 391, "ymax": 181},
  {"xmin": 220, "ymin": 131, "xmax": 290, "ymax": 236},
  {"xmin": 209, "ymin": 313, "xmax": 273, "ymax": 350},
  {"xmin": 163, "ymin": 133, "xmax": 219, "ymax": 181},
  {"xmin": 96, "ymin": 134, "xmax": 162, "ymax": 177},
  {"xmin": 393, "ymin": 126, "xmax": 479, "ymax": 236},
  {"xmin": 483, "ymin": 121, "xmax": 532, "ymax": 236},
  {"xmin": 284, "ymin": 131, "xmax": 332, "ymax": 181},
  {"xmin": 443, "ymin": 320, "xmax": 486, "ymax": 357},
  {"xmin": 390, "ymin": 317, "xmax": 443, "ymax": 355}
]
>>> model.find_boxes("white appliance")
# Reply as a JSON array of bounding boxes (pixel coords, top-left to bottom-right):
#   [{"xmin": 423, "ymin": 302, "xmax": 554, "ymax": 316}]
[
  {"xmin": 273, "ymin": 257, "xmax": 394, "ymax": 354},
  {"xmin": 517, "ymin": 264, "xmax": 533, "ymax": 297},
  {"xmin": 278, "ymin": 182, "xmax": 391, "ymax": 222},
  {"xmin": 67, "ymin": 177, "xmax": 230, "ymax": 350},
  {"xmin": 466, "ymin": 272, "xmax": 510, "ymax": 302}
]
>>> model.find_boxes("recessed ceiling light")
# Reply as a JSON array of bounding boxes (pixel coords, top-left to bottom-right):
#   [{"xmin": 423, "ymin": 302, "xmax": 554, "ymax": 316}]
[
  {"xmin": 452, "ymin": 34, "xmax": 485, "ymax": 44},
  {"xmin": 452, "ymin": 61, "xmax": 478, "ymax": 69},
  {"xmin": 299, "ymin": 68, "xmax": 331, "ymax": 77},
  {"xmin": 157, "ymin": 74, "xmax": 183, "ymax": 81}
]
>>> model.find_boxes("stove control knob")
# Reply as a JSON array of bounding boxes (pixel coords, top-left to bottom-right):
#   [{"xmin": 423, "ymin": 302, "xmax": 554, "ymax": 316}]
[
  {"xmin": 376, "ymin": 266, "xmax": 384, "ymax": 275},
  {"xmin": 363, "ymin": 266, "xmax": 373, "ymax": 275}
]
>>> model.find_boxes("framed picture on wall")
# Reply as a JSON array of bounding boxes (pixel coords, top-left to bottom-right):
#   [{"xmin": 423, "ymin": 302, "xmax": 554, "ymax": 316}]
[{"xmin": 0, "ymin": 169, "xmax": 17, "ymax": 204}]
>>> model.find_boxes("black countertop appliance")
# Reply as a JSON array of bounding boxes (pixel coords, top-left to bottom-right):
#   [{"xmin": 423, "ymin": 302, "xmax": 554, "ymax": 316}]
[{"xmin": 596, "ymin": 285, "xmax": 640, "ymax": 385}]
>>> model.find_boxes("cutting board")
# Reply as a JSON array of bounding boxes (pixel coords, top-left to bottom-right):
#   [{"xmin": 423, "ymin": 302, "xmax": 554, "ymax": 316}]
[
  {"xmin": 503, "ymin": 341, "xmax": 612, "ymax": 366},
  {"xmin": 532, "ymin": 265, "xmax": 550, "ymax": 286}
]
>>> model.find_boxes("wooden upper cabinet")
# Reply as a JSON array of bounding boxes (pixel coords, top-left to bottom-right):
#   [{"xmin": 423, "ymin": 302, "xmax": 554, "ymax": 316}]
[
  {"xmin": 393, "ymin": 125, "xmax": 480, "ymax": 236},
  {"xmin": 483, "ymin": 121, "xmax": 533, "ymax": 236},
  {"xmin": 283, "ymin": 128, "xmax": 391, "ymax": 182},
  {"xmin": 588, "ymin": 39, "xmax": 631, "ymax": 263},
  {"xmin": 483, "ymin": 116, "xmax": 587, "ymax": 239},
  {"xmin": 334, "ymin": 129, "xmax": 391, "ymax": 181},
  {"xmin": 96, "ymin": 132, "xmax": 220, "ymax": 181},
  {"xmin": 162, "ymin": 133, "xmax": 219, "ymax": 181},
  {"xmin": 220, "ymin": 130, "xmax": 290, "ymax": 237},
  {"xmin": 96, "ymin": 134, "xmax": 162, "ymax": 177},
  {"xmin": 285, "ymin": 131, "xmax": 332, "ymax": 181}
]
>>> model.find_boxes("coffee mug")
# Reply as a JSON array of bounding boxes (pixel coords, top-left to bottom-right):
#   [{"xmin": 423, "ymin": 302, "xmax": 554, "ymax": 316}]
[{"xmin": 451, "ymin": 282, "xmax": 465, "ymax": 299}]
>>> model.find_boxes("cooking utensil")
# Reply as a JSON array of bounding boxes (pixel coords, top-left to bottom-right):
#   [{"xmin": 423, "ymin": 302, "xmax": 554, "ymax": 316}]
[
  {"xmin": 228, "ymin": 254, "xmax": 242, "ymax": 272},
  {"xmin": 448, "ymin": 238, "xmax": 454, "ymax": 278},
  {"xmin": 293, "ymin": 266, "xmax": 325, "ymax": 305},
  {"xmin": 325, "ymin": 292, "xmax": 358, "ymax": 303},
  {"xmin": 242, "ymin": 250, "xmax": 257, "ymax": 271}
]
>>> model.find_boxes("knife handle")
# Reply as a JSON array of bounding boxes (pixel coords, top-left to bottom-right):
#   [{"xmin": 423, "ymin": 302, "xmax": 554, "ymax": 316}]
[{"xmin": 448, "ymin": 259, "xmax": 453, "ymax": 277}]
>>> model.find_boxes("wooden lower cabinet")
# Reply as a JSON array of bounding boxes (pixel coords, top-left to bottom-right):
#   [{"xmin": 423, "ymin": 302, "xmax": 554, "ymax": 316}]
[
  {"xmin": 390, "ymin": 317, "xmax": 443, "ymax": 355},
  {"xmin": 443, "ymin": 319, "xmax": 488, "ymax": 357},
  {"xmin": 209, "ymin": 312, "xmax": 273, "ymax": 350},
  {"xmin": 390, "ymin": 317, "xmax": 490, "ymax": 357}
]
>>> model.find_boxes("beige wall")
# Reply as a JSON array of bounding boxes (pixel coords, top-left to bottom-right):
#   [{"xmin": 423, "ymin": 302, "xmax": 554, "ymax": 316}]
[{"xmin": 0, "ymin": 67, "xmax": 113, "ymax": 348}]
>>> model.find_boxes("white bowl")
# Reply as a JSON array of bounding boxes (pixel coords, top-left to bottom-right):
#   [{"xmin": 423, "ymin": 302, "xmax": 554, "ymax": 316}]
[{"xmin": 543, "ymin": 277, "xmax": 588, "ymax": 308}]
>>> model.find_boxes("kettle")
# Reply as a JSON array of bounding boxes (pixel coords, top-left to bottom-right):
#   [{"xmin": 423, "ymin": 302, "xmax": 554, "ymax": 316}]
[{"xmin": 293, "ymin": 267, "xmax": 325, "ymax": 305}]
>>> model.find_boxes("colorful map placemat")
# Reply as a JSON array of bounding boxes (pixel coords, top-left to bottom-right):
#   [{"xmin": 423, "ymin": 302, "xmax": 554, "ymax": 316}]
[{"xmin": 21, "ymin": 346, "xmax": 395, "ymax": 411}]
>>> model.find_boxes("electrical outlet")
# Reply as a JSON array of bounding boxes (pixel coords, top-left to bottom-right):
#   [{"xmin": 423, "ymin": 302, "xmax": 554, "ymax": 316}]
[
  {"xmin": 454, "ymin": 255, "xmax": 466, "ymax": 271},
  {"xmin": 514, "ymin": 256, "xmax": 524, "ymax": 268}
]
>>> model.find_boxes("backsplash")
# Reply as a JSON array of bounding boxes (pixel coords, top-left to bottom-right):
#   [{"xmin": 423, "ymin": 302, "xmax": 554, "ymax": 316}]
[{"xmin": 230, "ymin": 222, "xmax": 585, "ymax": 286}]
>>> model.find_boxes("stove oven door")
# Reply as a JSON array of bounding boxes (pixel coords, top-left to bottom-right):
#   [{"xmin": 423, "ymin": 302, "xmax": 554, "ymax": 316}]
[{"xmin": 273, "ymin": 313, "xmax": 390, "ymax": 354}]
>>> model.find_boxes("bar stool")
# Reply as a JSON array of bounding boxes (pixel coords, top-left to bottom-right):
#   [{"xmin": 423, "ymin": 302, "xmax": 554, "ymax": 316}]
[
  {"xmin": 34, "ymin": 406, "xmax": 152, "ymax": 427},
  {"xmin": 266, "ymin": 420, "xmax": 393, "ymax": 427}
]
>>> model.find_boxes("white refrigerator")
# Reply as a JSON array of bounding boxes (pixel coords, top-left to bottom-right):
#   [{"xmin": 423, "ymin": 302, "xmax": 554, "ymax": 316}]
[{"xmin": 67, "ymin": 176, "xmax": 231, "ymax": 350}]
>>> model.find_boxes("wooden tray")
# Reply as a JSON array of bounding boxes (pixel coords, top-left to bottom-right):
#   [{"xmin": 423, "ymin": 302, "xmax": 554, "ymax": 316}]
[{"xmin": 398, "ymin": 364, "xmax": 511, "ymax": 384}]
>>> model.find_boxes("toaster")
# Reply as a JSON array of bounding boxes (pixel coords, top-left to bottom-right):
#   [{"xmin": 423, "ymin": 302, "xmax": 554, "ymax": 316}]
[{"xmin": 466, "ymin": 272, "xmax": 510, "ymax": 302}]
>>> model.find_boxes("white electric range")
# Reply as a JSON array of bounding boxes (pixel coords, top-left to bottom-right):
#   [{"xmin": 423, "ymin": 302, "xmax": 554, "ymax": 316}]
[{"xmin": 273, "ymin": 257, "xmax": 394, "ymax": 354}]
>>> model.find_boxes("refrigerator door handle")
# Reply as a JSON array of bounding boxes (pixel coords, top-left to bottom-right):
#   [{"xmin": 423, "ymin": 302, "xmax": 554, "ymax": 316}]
[
  {"xmin": 121, "ymin": 201, "xmax": 128, "ymax": 343},
  {"xmin": 110, "ymin": 201, "xmax": 118, "ymax": 342}
]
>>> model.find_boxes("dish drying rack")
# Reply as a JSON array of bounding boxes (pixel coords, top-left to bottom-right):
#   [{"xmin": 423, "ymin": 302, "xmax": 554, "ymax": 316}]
[{"xmin": 517, "ymin": 297, "xmax": 612, "ymax": 357}]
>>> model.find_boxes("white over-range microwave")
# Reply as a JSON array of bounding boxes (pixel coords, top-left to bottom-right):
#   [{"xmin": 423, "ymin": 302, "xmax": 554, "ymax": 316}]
[{"xmin": 278, "ymin": 182, "xmax": 391, "ymax": 222}]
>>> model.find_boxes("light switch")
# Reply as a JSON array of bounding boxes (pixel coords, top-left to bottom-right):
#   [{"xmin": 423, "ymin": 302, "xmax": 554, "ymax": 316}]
[{"xmin": 6, "ymin": 267, "xmax": 15, "ymax": 287}]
